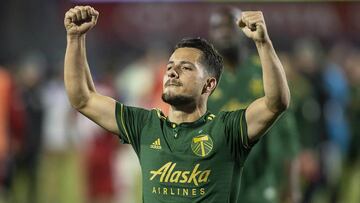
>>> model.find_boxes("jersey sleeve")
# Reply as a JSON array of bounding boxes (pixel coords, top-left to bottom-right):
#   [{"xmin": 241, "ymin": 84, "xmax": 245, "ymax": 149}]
[
  {"xmin": 115, "ymin": 102, "xmax": 151, "ymax": 153},
  {"xmin": 221, "ymin": 109, "xmax": 257, "ymax": 164}
]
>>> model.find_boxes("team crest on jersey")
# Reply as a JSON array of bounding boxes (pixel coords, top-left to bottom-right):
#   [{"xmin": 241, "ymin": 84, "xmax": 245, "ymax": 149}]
[{"xmin": 191, "ymin": 135, "xmax": 213, "ymax": 157}]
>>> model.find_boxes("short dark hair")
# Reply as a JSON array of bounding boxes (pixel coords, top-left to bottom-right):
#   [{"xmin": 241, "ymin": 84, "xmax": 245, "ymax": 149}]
[{"xmin": 174, "ymin": 37, "xmax": 224, "ymax": 85}]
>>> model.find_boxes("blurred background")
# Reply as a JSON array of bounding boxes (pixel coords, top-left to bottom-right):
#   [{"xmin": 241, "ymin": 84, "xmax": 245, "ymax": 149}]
[{"xmin": 0, "ymin": 0, "xmax": 359, "ymax": 203}]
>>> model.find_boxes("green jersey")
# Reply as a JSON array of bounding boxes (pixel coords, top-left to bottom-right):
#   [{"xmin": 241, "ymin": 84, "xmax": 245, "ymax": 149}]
[{"xmin": 115, "ymin": 102, "xmax": 255, "ymax": 202}]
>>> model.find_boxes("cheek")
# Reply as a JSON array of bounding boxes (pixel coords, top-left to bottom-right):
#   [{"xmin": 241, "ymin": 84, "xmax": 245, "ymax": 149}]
[
  {"xmin": 188, "ymin": 77, "xmax": 205, "ymax": 94},
  {"xmin": 193, "ymin": 74, "xmax": 205, "ymax": 85}
]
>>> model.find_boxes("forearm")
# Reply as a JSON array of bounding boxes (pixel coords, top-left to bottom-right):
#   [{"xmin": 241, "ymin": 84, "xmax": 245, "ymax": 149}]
[
  {"xmin": 256, "ymin": 40, "xmax": 290, "ymax": 112},
  {"xmin": 64, "ymin": 35, "xmax": 96, "ymax": 109}
]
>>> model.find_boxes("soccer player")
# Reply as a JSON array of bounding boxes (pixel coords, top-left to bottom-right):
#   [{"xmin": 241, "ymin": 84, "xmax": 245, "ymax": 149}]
[
  {"xmin": 208, "ymin": 8, "xmax": 300, "ymax": 203},
  {"xmin": 64, "ymin": 5, "xmax": 290, "ymax": 202}
]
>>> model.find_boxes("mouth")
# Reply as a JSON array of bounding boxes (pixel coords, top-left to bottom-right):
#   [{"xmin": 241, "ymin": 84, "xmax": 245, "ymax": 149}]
[{"xmin": 165, "ymin": 80, "xmax": 182, "ymax": 87}]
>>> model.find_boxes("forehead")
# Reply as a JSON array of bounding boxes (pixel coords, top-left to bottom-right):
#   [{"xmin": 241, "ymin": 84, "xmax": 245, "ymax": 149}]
[{"xmin": 169, "ymin": 47, "xmax": 203, "ymax": 64}]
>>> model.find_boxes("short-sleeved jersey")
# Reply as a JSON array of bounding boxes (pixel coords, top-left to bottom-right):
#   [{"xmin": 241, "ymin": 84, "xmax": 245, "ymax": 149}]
[{"xmin": 115, "ymin": 102, "xmax": 255, "ymax": 203}]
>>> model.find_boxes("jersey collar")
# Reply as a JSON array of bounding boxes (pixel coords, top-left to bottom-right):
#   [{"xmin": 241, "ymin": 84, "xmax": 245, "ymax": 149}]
[{"xmin": 165, "ymin": 111, "xmax": 215, "ymax": 129}]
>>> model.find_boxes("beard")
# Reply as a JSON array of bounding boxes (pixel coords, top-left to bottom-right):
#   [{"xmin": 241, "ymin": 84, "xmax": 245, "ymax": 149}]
[{"xmin": 161, "ymin": 92, "xmax": 196, "ymax": 107}]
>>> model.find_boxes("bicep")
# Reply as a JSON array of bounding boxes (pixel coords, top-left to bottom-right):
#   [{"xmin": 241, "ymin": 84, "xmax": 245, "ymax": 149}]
[
  {"xmin": 77, "ymin": 93, "xmax": 119, "ymax": 135},
  {"xmin": 245, "ymin": 97, "xmax": 282, "ymax": 141}
]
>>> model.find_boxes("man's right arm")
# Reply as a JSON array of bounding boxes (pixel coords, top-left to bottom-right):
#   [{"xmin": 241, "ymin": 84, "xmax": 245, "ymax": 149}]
[{"xmin": 64, "ymin": 5, "xmax": 119, "ymax": 134}]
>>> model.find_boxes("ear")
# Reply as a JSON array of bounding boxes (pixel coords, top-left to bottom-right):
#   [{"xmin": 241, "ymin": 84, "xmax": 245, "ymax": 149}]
[{"xmin": 202, "ymin": 77, "xmax": 217, "ymax": 94}]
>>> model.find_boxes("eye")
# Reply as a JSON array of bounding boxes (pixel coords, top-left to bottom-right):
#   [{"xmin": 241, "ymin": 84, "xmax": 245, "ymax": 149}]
[
  {"xmin": 167, "ymin": 65, "xmax": 172, "ymax": 71},
  {"xmin": 182, "ymin": 66, "xmax": 192, "ymax": 70}
]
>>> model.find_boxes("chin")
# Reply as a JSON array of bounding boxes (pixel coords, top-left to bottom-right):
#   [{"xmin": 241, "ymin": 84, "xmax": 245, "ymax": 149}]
[{"xmin": 161, "ymin": 92, "xmax": 195, "ymax": 107}]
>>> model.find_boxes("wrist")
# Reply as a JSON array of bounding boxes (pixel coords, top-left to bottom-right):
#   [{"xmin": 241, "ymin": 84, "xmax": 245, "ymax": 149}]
[
  {"xmin": 67, "ymin": 34, "xmax": 86, "ymax": 42},
  {"xmin": 255, "ymin": 37, "xmax": 272, "ymax": 48}
]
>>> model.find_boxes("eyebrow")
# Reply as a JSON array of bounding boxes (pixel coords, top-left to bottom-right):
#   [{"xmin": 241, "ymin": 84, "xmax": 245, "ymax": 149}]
[{"xmin": 167, "ymin": 61, "xmax": 196, "ymax": 67}]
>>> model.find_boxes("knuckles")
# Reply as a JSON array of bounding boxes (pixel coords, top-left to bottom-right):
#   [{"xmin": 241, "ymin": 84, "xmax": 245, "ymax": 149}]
[
  {"xmin": 241, "ymin": 11, "xmax": 264, "ymax": 19},
  {"xmin": 65, "ymin": 5, "xmax": 99, "ymax": 24},
  {"xmin": 65, "ymin": 5, "xmax": 98, "ymax": 17}
]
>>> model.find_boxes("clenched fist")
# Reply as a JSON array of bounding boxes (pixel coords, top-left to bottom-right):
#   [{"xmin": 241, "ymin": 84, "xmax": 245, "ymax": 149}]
[
  {"xmin": 237, "ymin": 11, "xmax": 269, "ymax": 43},
  {"xmin": 64, "ymin": 6, "xmax": 99, "ymax": 36}
]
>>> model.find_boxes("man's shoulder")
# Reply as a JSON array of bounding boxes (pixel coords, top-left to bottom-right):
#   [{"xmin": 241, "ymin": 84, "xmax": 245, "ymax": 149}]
[
  {"xmin": 211, "ymin": 108, "xmax": 247, "ymax": 122},
  {"xmin": 150, "ymin": 107, "xmax": 167, "ymax": 120},
  {"xmin": 115, "ymin": 102, "xmax": 159, "ymax": 121}
]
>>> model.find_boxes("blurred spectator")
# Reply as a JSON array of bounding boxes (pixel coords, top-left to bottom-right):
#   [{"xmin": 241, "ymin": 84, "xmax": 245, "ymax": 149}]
[
  {"xmin": 322, "ymin": 41, "xmax": 352, "ymax": 203},
  {"xmin": 0, "ymin": 66, "xmax": 25, "ymax": 202},
  {"xmin": 324, "ymin": 42, "xmax": 351, "ymax": 154},
  {"xmin": 114, "ymin": 144, "xmax": 143, "ymax": 203},
  {"xmin": 115, "ymin": 52, "xmax": 153, "ymax": 106},
  {"xmin": 11, "ymin": 52, "xmax": 45, "ymax": 203},
  {"xmin": 115, "ymin": 44, "xmax": 168, "ymax": 109},
  {"xmin": 76, "ymin": 70, "xmax": 120, "ymax": 203},
  {"xmin": 292, "ymin": 38, "xmax": 326, "ymax": 203},
  {"xmin": 84, "ymin": 130, "xmax": 118, "ymax": 203},
  {"xmin": 342, "ymin": 46, "xmax": 360, "ymax": 161},
  {"xmin": 38, "ymin": 66, "xmax": 83, "ymax": 203},
  {"xmin": 292, "ymin": 38, "xmax": 327, "ymax": 149},
  {"xmin": 208, "ymin": 7, "xmax": 300, "ymax": 203},
  {"xmin": 340, "ymin": 46, "xmax": 360, "ymax": 203},
  {"xmin": 292, "ymin": 37, "xmax": 351, "ymax": 203}
]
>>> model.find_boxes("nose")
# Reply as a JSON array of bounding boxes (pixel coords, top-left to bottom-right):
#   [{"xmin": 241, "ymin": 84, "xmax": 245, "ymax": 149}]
[{"xmin": 167, "ymin": 67, "xmax": 179, "ymax": 79}]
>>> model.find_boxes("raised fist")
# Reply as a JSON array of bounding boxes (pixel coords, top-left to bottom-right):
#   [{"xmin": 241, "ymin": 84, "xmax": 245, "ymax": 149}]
[
  {"xmin": 237, "ymin": 11, "xmax": 269, "ymax": 43},
  {"xmin": 64, "ymin": 6, "xmax": 99, "ymax": 36}
]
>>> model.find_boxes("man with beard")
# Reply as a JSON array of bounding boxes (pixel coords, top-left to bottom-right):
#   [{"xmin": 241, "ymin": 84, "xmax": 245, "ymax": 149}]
[
  {"xmin": 64, "ymin": 5, "xmax": 290, "ymax": 202},
  {"xmin": 208, "ymin": 8, "xmax": 300, "ymax": 203}
]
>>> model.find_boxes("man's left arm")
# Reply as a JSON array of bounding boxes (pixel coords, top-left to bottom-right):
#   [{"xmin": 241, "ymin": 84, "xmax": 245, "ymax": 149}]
[{"xmin": 238, "ymin": 11, "xmax": 290, "ymax": 142}]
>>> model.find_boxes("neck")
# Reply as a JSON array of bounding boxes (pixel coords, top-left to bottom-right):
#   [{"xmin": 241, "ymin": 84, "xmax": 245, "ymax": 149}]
[{"xmin": 168, "ymin": 101, "xmax": 207, "ymax": 124}]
